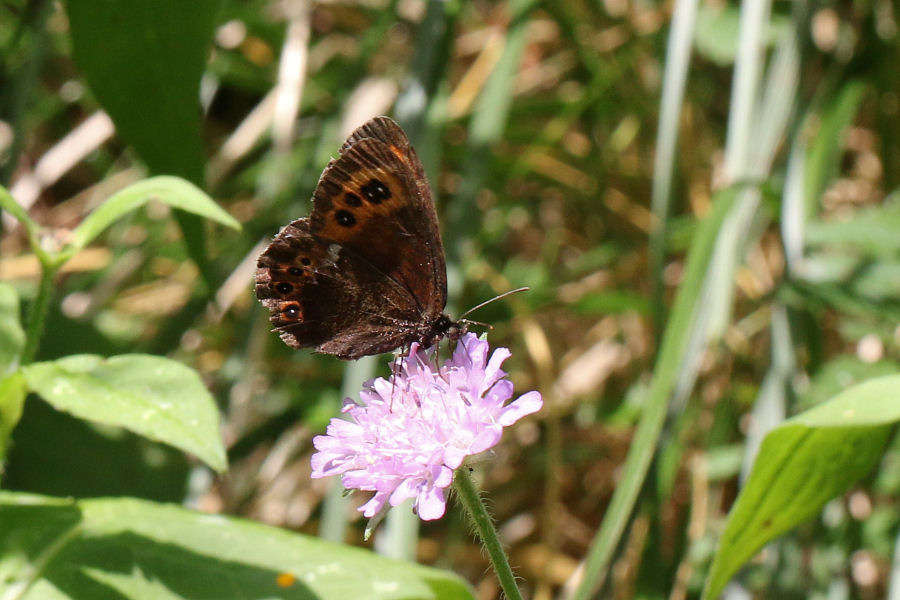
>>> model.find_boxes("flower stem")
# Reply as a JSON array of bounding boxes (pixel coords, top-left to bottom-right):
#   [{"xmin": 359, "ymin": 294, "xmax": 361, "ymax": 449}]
[
  {"xmin": 453, "ymin": 467, "xmax": 523, "ymax": 600},
  {"xmin": 21, "ymin": 264, "xmax": 56, "ymax": 365}
]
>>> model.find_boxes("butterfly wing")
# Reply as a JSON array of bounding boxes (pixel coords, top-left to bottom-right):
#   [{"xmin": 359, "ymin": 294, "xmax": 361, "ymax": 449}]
[
  {"xmin": 310, "ymin": 117, "xmax": 447, "ymax": 317},
  {"xmin": 255, "ymin": 117, "xmax": 448, "ymax": 359},
  {"xmin": 256, "ymin": 219, "xmax": 430, "ymax": 359}
]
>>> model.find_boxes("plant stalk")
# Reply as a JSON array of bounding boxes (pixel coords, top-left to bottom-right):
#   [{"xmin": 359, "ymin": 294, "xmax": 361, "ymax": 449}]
[
  {"xmin": 453, "ymin": 467, "xmax": 523, "ymax": 600},
  {"xmin": 21, "ymin": 265, "xmax": 56, "ymax": 365}
]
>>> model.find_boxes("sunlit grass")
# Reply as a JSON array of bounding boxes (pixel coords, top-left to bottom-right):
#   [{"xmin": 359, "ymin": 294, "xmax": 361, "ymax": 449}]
[{"xmin": 0, "ymin": 0, "xmax": 898, "ymax": 597}]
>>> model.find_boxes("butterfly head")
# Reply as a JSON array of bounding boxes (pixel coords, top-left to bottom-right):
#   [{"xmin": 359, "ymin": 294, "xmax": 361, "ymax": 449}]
[
  {"xmin": 420, "ymin": 287, "xmax": 531, "ymax": 350},
  {"xmin": 420, "ymin": 314, "xmax": 466, "ymax": 350},
  {"xmin": 444, "ymin": 320, "xmax": 466, "ymax": 342}
]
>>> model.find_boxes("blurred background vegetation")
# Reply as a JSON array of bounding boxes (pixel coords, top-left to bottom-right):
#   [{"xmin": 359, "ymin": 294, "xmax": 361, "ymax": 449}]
[{"xmin": 1, "ymin": 0, "xmax": 899, "ymax": 598}]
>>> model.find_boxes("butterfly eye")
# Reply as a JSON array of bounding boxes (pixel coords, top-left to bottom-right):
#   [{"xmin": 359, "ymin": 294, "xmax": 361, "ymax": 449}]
[
  {"xmin": 361, "ymin": 179, "xmax": 391, "ymax": 204},
  {"xmin": 276, "ymin": 282, "xmax": 292, "ymax": 294},
  {"xmin": 335, "ymin": 210, "xmax": 356, "ymax": 227}
]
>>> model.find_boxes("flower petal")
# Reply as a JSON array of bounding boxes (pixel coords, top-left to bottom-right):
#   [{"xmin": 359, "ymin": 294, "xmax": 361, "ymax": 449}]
[
  {"xmin": 498, "ymin": 390, "xmax": 543, "ymax": 425},
  {"xmin": 484, "ymin": 346, "xmax": 511, "ymax": 385},
  {"xmin": 360, "ymin": 490, "xmax": 391, "ymax": 517},
  {"xmin": 308, "ymin": 333, "xmax": 541, "ymax": 530},
  {"xmin": 416, "ymin": 483, "xmax": 448, "ymax": 520},
  {"xmin": 469, "ymin": 428, "xmax": 503, "ymax": 454}
]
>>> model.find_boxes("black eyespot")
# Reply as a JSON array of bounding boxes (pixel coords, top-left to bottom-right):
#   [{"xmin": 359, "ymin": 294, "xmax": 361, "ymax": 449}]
[
  {"xmin": 276, "ymin": 282, "xmax": 292, "ymax": 294},
  {"xmin": 361, "ymin": 179, "xmax": 391, "ymax": 204},
  {"xmin": 300, "ymin": 257, "xmax": 311, "ymax": 266},
  {"xmin": 288, "ymin": 267, "xmax": 303, "ymax": 276},
  {"xmin": 344, "ymin": 193, "xmax": 363, "ymax": 207},
  {"xmin": 284, "ymin": 304, "xmax": 300, "ymax": 318},
  {"xmin": 335, "ymin": 209, "xmax": 356, "ymax": 227}
]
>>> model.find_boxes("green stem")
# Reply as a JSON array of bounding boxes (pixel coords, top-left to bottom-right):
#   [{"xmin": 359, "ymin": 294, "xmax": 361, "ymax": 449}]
[
  {"xmin": 453, "ymin": 468, "xmax": 523, "ymax": 600},
  {"xmin": 21, "ymin": 264, "xmax": 56, "ymax": 365}
]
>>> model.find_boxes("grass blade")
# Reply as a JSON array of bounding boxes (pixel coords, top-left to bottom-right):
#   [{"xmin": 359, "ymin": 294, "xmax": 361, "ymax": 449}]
[
  {"xmin": 570, "ymin": 186, "xmax": 740, "ymax": 599},
  {"xmin": 649, "ymin": 0, "xmax": 700, "ymax": 328}
]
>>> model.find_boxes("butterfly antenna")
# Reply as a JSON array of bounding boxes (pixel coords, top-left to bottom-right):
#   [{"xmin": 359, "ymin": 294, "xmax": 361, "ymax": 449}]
[
  {"xmin": 458, "ymin": 287, "xmax": 529, "ymax": 320},
  {"xmin": 459, "ymin": 318, "xmax": 492, "ymax": 330}
]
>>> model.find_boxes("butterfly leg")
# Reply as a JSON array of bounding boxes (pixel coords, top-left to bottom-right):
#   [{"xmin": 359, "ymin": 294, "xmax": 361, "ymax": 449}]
[{"xmin": 389, "ymin": 350, "xmax": 405, "ymax": 410}]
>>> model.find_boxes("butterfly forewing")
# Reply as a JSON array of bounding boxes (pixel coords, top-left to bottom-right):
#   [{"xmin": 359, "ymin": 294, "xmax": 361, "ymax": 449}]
[{"xmin": 255, "ymin": 116, "xmax": 452, "ymax": 359}]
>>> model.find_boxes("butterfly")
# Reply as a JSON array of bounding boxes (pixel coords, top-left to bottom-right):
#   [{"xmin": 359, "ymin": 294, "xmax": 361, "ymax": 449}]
[{"xmin": 255, "ymin": 116, "xmax": 463, "ymax": 360}]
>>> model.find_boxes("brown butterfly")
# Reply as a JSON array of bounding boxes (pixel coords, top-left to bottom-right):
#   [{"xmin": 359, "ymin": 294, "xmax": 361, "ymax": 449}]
[{"xmin": 255, "ymin": 116, "xmax": 463, "ymax": 360}]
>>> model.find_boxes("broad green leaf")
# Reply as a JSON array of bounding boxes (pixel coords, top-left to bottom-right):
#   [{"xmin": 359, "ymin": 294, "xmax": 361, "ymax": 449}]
[
  {"xmin": 798, "ymin": 356, "xmax": 900, "ymax": 412},
  {"xmin": 64, "ymin": 0, "xmax": 222, "ymax": 284},
  {"xmin": 0, "ymin": 492, "xmax": 475, "ymax": 600},
  {"xmin": 703, "ymin": 375, "xmax": 900, "ymax": 599},
  {"xmin": 0, "ymin": 373, "xmax": 26, "ymax": 465},
  {"xmin": 21, "ymin": 355, "xmax": 226, "ymax": 473},
  {"xmin": 0, "ymin": 283, "xmax": 25, "ymax": 375},
  {"xmin": 68, "ymin": 176, "xmax": 240, "ymax": 254},
  {"xmin": 65, "ymin": 0, "xmax": 219, "ymax": 186}
]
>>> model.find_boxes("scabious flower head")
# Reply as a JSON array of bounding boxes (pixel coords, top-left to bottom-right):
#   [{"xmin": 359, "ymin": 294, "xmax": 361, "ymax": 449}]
[{"xmin": 310, "ymin": 333, "xmax": 542, "ymax": 522}]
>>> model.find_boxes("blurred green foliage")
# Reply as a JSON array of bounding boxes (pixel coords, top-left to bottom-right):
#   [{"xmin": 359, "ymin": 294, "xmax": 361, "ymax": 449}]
[{"xmin": 1, "ymin": 0, "xmax": 899, "ymax": 597}]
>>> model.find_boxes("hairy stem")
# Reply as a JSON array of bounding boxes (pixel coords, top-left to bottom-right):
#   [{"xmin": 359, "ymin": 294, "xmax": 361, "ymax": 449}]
[{"xmin": 453, "ymin": 467, "xmax": 523, "ymax": 600}]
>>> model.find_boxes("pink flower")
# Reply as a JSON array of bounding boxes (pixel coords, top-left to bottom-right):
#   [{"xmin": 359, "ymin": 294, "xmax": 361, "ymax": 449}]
[{"xmin": 310, "ymin": 333, "xmax": 543, "ymax": 521}]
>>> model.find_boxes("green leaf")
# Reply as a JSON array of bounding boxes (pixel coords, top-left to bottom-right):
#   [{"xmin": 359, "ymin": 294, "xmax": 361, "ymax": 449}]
[
  {"xmin": 693, "ymin": 4, "xmax": 742, "ymax": 66},
  {"xmin": 573, "ymin": 290, "xmax": 652, "ymax": 316},
  {"xmin": 694, "ymin": 4, "xmax": 788, "ymax": 66},
  {"xmin": 805, "ymin": 198, "xmax": 900, "ymax": 256},
  {"xmin": 703, "ymin": 374, "xmax": 900, "ymax": 599},
  {"xmin": 573, "ymin": 185, "xmax": 741, "ymax": 600},
  {"xmin": 0, "ymin": 186, "xmax": 48, "ymax": 264},
  {"xmin": 0, "ymin": 492, "xmax": 475, "ymax": 600},
  {"xmin": 0, "ymin": 373, "xmax": 26, "ymax": 465},
  {"xmin": 64, "ymin": 0, "xmax": 219, "ymax": 185},
  {"xmin": 68, "ymin": 176, "xmax": 240, "ymax": 255},
  {"xmin": 0, "ymin": 283, "xmax": 25, "ymax": 375},
  {"xmin": 21, "ymin": 355, "xmax": 226, "ymax": 473},
  {"xmin": 804, "ymin": 80, "xmax": 865, "ymax": 215},
  {"xmin": 798, "ymin": 356, "xmax": 900, "ymax": 412},
  {"xmin": 0, "ymin": 186, "xmax": 39, "ymax": 240},
  {"xmin": 64, "ymin": 0, "xmax": 223, "ymax": 286}
]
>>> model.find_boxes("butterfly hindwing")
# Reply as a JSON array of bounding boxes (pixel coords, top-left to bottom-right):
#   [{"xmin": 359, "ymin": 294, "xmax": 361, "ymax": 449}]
[{"xmin": 255, "ymin": 219, "xmax": 423, "ymax": 358}]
